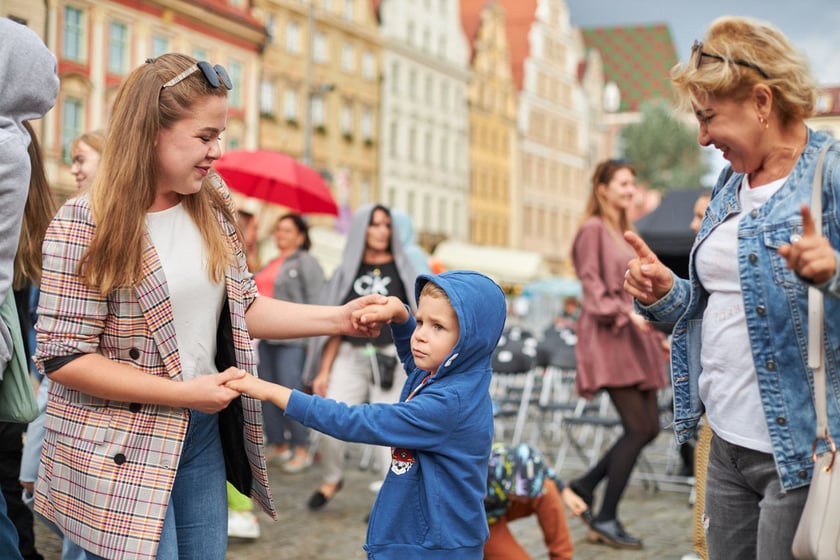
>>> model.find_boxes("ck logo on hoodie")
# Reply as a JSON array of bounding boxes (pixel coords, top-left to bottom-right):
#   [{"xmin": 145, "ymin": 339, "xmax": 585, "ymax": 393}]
[{"xmin": 390, "ymin": 447, "xmax": 416, "ymax": 475}]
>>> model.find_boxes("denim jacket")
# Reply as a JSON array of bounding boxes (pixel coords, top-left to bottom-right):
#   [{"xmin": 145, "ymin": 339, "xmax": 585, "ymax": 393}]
[{"xmin": 639, "ymin": 129, "xmax": 840, "ymax": 490}]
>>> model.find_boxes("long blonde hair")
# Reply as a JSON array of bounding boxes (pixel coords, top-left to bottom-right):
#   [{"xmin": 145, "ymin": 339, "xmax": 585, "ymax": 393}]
[
  {"xmin": 80, "ymin": 53, "xmax": 236, "ymax": 294},
  {"xmin": 15, "ymin": 121, "xmax": 57, "ymax": 289},
  {"xmin": 580, "ymin": 158, "xmax": 635, "ymax": 233}
]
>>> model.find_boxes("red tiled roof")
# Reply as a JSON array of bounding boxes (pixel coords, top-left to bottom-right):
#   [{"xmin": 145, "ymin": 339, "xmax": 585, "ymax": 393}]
[
  {"xmin": 581, "ymin": 23, "xmax": 678, "ymax": 112},
  {"xmin": 496, "ymin": 0, "xmax": 536, "ymax": 91},
  {"xmin": 459, "ymin": 0, "xmax": 490, "ymax": 63}
]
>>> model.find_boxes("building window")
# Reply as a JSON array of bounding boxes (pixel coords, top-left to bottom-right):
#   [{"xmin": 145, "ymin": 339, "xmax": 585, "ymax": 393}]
[
  {"xmin": 390, "ymin": 61, "xmax": 399, "ymax": 94},
  {"xmin": 108, "ymin": 22, "xmax": 129, "ymax": 74},
  {"xmin": 360, "ymin": 176, "xmax": 370, "ymax": 204},
  {"xmin": 63, "ymin": 6, "xmax": 84, "ymax": 62},
  {"xmin": 424, "ymin": 75, "xmax": 433, "ymax": 104},
  {"xmin": 440, "ymin": 82, "xmax": 449, "ymax": 109},
  {"xmin": 361, "ymin": 108, "xmax": 373, "ymax": 141},
  {"xmin": 61, "ymin": 98, "xmax": 83, "ymax": 163},
  {"xmin": 341, "ymin": 43, "xmax": 355, "ymax": 72},
  {"xmin": 389, "ymin": 121, "xmax": 398, "ymax": 156},
  {"xmin": 151, "ymin": 35, "xmax": 169, "ymax": 58},
  {"xmin": 424, "ymin": 131, "xmax": 432, "ymax": 164},
  {"xmin": 283, "ymin": 88, "xmax": 299, "ymax": 121},
  {"xmin": 440, "ymin": 137, "xmax": 448, "ymax": 169},
  {"xmin": 408, "ymin": 69, "xmax": 416, "ymax": 100},
  {"xmin": 228, "ymin": 61, "xmax": 243, "ymax": 108},
  {"xmin": 408, "ymin": 127, "xmax": 416, "ymax": 161},
  {"xmin": 265, "ymin": 14, "xmax": 275, "ymax": 44},
  {"xmin": 362, "ymin": 51, "xmax": 375, "ymax": 80},
  {"xmin": 311, "ymin": 96, "xmax": 325, "ymax": 126},
  {"xmin": 286, "ymin": 21, "xmax": 300, "ymax": 54},
  {"xmin": 260, "ymin": 80, "xmax": 275, "ymax": 116},
  {"xmin": 313, "ymin": 32, "xmax": 327, "ymax": 63},
  {"xmin": 340, "ymin": 102, "xmax": 353, "ymax": 134},
  {"xmin": 343, "ymin": 0, "xmax": 354, "ymax": 21}
]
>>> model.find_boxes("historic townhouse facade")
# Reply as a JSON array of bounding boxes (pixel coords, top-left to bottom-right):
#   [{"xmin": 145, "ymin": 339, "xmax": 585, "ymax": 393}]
[
  {"xmin": 460, "ymin": 0, "xmax": 518, "ymax": 248},
  {"xmin": 374, "ymin": 0, "xmax": 470, "ymax": 246},
  {"xmin": 12, "ymin": 0, "xmax": 265, "ymax": 200},
  {"xmin": 253, "ymin": 0, "xmax": 381, "ymax": 221},
  {"xmin": 499, "ymin": 0, "xmax": 602, "ymax": 273}
]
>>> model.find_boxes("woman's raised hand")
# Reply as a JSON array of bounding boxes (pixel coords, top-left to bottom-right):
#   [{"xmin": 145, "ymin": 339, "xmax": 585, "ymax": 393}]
[
  {"xmin": 778, "ymin": 204, "xmax": 837, "ymax": 285},
  {"xmin": 623, "ymin": 231, "xmax": 675, "ymax": 305}
]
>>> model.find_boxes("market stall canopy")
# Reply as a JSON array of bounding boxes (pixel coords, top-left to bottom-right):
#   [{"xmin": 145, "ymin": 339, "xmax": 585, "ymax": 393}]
[{"xmin": 432, "ymin": 240, "xmax": 548, "ymax": 285}]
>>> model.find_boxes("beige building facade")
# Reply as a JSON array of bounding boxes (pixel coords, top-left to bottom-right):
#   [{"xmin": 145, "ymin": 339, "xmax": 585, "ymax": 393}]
[
  {"xmin": 461, "ymin": 1, "xmax": 518, "ymax": 248},
  {"xmin": 252, "ymin": 0, "xmax": 381, "ymax": 220}
]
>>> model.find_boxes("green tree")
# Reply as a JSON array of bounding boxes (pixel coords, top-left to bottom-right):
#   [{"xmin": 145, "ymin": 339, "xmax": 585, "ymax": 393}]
[{"xmin": 620, "ymin": 100, "xmax": 709, "ymax": 191}]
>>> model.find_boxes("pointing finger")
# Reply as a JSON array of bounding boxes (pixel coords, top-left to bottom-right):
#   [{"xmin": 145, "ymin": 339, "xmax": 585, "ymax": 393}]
[
  {"xmin": 624, "ymin": 231, "xmax": 655, "ymax": 262},
  {"xmin": 800, "ymin": 204, "xmax": 816, "ymax": 238}
]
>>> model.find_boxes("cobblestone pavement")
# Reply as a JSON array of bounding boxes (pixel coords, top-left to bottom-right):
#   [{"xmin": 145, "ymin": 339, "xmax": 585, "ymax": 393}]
[{"xmin": 34, "ymin": 432, "xmax": 694, "ymax": 559}]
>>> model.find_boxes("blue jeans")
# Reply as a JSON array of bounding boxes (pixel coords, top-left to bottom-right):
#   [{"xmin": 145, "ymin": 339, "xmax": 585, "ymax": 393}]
[
  {"xmin": 705, "ymin": 435, "xmax": 808, "ymax": 560},
  {"xmin": 85, "ymin": 410, "xmax": 227, "ymax": 560},
  {"xmin": 257, "ymin": 342, "xmax": 309, "ymax": 448},
  {"xmin": 0, "ymin": 490, "xmax": 23, "ymax": 560}
]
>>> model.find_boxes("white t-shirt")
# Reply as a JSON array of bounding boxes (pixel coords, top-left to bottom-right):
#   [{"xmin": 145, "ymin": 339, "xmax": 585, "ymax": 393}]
[
  {"xmin": 695, "ymin": 174, "xmax": 786, "ymax": 453},
  {"xmin": 145, "ymin": 203, "xmax": 225, "ymax": 381}
]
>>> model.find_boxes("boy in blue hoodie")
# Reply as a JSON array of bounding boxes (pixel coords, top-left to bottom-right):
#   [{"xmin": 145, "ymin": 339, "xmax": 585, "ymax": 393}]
[{"xmin": 227, "ymin": 271, "xmax": 506, "ymax": 559}]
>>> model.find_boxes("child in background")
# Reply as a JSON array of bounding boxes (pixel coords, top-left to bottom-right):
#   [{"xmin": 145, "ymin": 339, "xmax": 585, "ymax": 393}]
[
  {"xmin": 484, "ymin": 443, "xmax": 588, "ymax": 560},
  {"xmin": 227, "ymin": 271, "xmax": 506, "ymax": 559}
]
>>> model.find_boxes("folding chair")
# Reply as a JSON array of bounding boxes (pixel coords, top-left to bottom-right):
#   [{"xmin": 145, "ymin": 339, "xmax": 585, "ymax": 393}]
[{"xmin": 490, "ymin": 326, "xmax": 539, "ymax": 445}]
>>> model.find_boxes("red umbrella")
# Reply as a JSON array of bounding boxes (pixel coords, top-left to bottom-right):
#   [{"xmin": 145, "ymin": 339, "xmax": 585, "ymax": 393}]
[{"xmin": 213, "ymin": 149, "xmax": 339, "ymax": 216}]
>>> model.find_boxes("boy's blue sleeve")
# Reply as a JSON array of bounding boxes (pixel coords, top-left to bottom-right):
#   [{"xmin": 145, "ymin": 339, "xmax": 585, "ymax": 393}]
[
  {"xmin": 285, "ymin": 387, "xmax": 455, "ymax": 452},
  {"xmin": 391, "ymin": 308, "xmax": 416, "ymax": 371}
]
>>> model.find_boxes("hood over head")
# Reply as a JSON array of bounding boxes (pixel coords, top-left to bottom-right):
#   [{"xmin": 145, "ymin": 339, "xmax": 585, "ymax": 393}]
[
  {"xmin": 415, "ymin": 270, "xmax": 506, "ymax": 379},
  {"xmin": 0, "ymin": 20, "xmax": 59, "ymax": 142}
]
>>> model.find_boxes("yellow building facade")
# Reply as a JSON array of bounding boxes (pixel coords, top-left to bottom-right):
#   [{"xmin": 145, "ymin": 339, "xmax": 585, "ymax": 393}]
[
  {"xmin": 252, "ymin": 0, "xmax": 381, "ymax": 219},
  {"xmin": 464, "ymin": 2, "xmax": 518, "ymax": 248}
]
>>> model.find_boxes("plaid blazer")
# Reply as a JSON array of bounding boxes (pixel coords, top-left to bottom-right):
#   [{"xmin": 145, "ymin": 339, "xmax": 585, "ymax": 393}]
[{"xmin": 33, "ymin": 181, "xmax": 276, "ymax": 560}]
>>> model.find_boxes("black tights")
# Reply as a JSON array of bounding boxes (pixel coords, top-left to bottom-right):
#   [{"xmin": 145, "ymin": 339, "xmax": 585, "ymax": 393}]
[{"xmin": 574, "ymin": 386, "xmax": 660, "ymax": 522}]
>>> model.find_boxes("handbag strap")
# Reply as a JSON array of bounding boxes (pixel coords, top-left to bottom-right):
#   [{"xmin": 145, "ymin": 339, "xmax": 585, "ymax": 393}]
[{"xmin": 807, "ymin": 143, "xmax": 832, "ymax": 444}]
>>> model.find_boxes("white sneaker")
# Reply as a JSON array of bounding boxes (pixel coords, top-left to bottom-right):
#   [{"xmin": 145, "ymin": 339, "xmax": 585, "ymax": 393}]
[
  {"xmin": 680, "ymin": 553, "xmax": 701, "ymax": 560},
  {"xmin": 228, "ymin": 510, "xmax": 260, "ymax": 539}
]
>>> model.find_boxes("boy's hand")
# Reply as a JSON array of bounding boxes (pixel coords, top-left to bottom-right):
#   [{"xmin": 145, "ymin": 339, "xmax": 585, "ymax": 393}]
[
  {"xmin": 341, "ymin": 294, "xmax": 389, "ymax": 337},
  {"xmin": 181, "ymin": 367, "xmax": 245, "ymax": 413},
  {"xmin": 353, "ymin": 296, "xmax": 409, "ymax": 327},
  {"xmin": 226, "ymin": 374, "xmax": 291, "ymax": 408}
]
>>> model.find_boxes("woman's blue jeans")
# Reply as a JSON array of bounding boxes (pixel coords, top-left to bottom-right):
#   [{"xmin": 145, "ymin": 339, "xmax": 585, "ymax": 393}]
[
  {"xmin": 85, "ymin": 410, "xmax": 227, "ymax": 560},
  {"xmin": 704, "ymin": 435, "xmax": 808, "ymax": 560}
]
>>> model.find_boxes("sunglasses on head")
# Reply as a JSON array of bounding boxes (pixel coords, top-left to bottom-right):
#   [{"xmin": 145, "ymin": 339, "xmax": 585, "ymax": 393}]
[
  {"xmin": 690, "ymin": 40, "xmax": 770, "ymax": 80},
  {"xmin": 147, "ymin": 59, "xmax": 233, "ymax": 90}
]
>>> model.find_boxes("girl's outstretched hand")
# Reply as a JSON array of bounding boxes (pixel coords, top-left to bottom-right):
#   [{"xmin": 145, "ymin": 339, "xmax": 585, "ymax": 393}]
[{"xmin": 623, "ymin": 231, "xmax": 675, "ymax": 305}]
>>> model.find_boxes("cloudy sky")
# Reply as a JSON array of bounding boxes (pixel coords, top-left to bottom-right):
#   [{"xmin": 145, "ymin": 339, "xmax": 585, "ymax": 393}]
[{"xmin": 565, "ymin": 0, "xmax": 840, "ymax": 85}]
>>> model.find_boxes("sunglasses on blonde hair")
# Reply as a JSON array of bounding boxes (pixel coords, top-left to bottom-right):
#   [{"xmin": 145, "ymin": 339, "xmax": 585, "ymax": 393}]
[
  {"xmin": 146, "ymin": 58, "xmax": 233, "ymax": 90},
  {"xmin": 690, "ymin": 40, "xmax": 770, "ymax": 80}
]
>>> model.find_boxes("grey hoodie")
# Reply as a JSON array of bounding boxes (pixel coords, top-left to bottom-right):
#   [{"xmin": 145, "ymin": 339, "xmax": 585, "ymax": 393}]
[
  {"xmin": 0, "ymin": 19, "xmax": 59, "ymax": 376},
  {"xmin": 302, "ymin": 204, "xmax": 419, "ymax": 384}
]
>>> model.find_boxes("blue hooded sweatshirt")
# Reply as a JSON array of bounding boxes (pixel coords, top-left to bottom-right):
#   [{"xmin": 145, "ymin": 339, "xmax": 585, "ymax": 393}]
[{"xmin": 285, "ymin": 270, "xmax": 507, "ymax": 559}]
